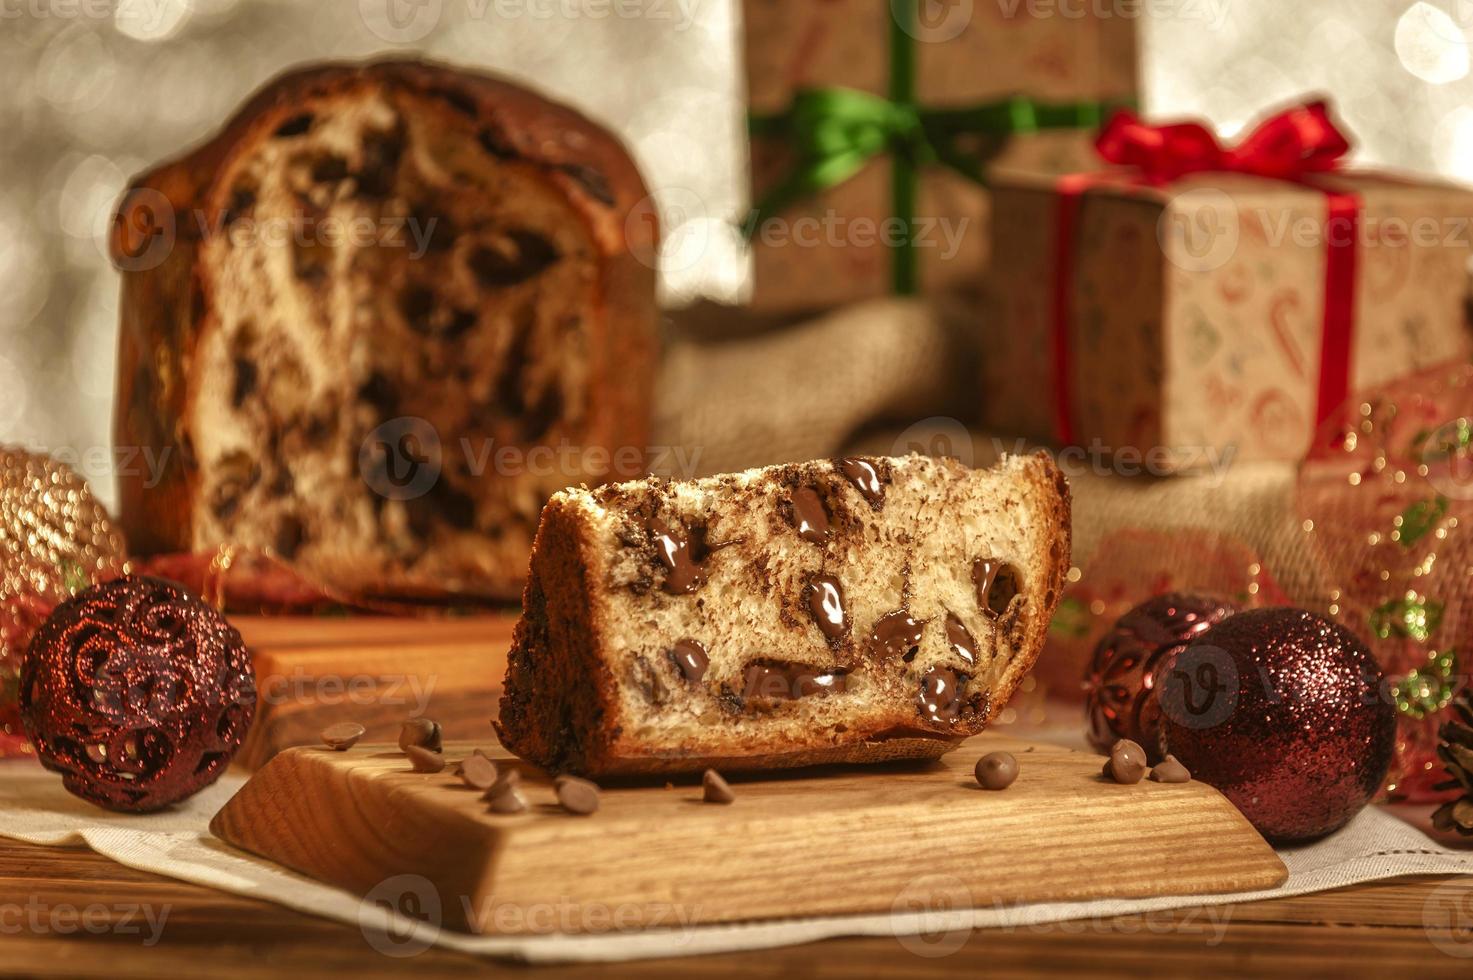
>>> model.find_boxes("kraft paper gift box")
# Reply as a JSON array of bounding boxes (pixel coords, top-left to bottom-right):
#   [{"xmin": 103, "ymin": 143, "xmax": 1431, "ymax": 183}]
[
  {"xmin": 983, "ymin": 164, "xmax": 1473, "ymax": 470},
  {"xmin": 743, "ymin": 0, "xmax": 1137, "ymax": 313}
]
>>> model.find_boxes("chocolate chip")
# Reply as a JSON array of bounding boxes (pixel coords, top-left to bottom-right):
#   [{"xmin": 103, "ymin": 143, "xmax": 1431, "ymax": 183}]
[
  {"xmin": 487, "ymin": 782, "xmax": 529, "ymax": 814},
  {"xmin": 231, "ymin": 357, "xmax": 258, "ymax": 408},
  {"xmin": 311, "ymin": 154, "xmax": 350, "ymax": 184},
  {"xmin": 458, "ymin": 753, "xmax": 499, "ymax": 790},
  {"xmin": 320, "ymin": 721, "xmax": 365, "ymax": 751},
  {"xmin": 478, "ymin": 127, "xmax": 519, "ymax": 159},
  {"xmin": 483, "ymin": 768, "xmax": 521, "ymax": 800},
  {"xmin": 974, "ymin": 751, "xmax": 1019, "ymax": 790},
  {"xmin": 555, "ymin": 775, "xmax": 600, "ymax": 815},
  {"xmin": 805, "ymin": 574, "xmax": 848, "ymax": 640},
  {"xmin": 788, "ymin": 486, "xmax": 830, "ymax": 544},
  {"xmin": 356, "ymin": 126, "xmax": 404, "ymax": 198},
  {"xmin": 973, "ymin": 558, "xmax": 1021, "ymax": 617},
  {"xmin": 944, "ymin": 613, "xmax": 977, "ymax": 666},
  {"xmin": 224, "ymin": 183, "xmax": 256, "ymax": 226},
  {"xmin": 918, "ymin": 666, "xmax": 965, "ymax": 722},
  {"xmin": 871, "ymin": 609, "xmax": 924, "ymax": 661},
  {"xmin": 273, "ymin": 516, "xmax": 306, "ymax": 560},
  {"xmin": 702, "ymin": 768, "xmax": 735, "ymax": 804},
  {"xmin": 405, "ymin": 745, "xmax": 445, "ymax": 773},
  {"xmin": 434, "ymin": 86, "xmax": 479, "ymax": 117},
  {"xmin": 669, "ymin": 639, "xmax": 708, "ymax": 682},
  {"xmin": 742, "ymin": 662, "xmax": 847, "ymax": 700},
  {"xmin": 469, "ymin": 230, "xmax": 560, "ymax": 287},
  {"xmin": 646, "ymin": 518, "xmax": 706, "ymax": 595},
  {"xmin": 1150, "ymin": 755, "xmax": 1192, "ymax": 783},
  {"xmin": 838, "ymin": 457, "xmax": 885, "ymax": 506},
  {"xmin": 399, "ymin": 717, "xmax": 442, "ymax": 754},
  {"xmin": 1104, "ymin": 739, "xmax": 1148, "ymax": 784},
  {"xmin": 559, "ymin": 162, "xmax": 615, "ymax": 206},
  {"xmin": 274, "ymin": 113, "xmax": 315, "ymax": 137}
]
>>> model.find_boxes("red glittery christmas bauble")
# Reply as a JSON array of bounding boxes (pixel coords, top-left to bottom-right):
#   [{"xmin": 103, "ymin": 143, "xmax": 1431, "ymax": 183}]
[
  {"xmin": 1159, "ymin": 608, "xmax": 1395, "ymax": 843},
  {"xmin": 1084, "ymin": 593, "xmax": 1239, "ymax": 762},
  {"xmin": 20, "ymin": 576, "xmax": 255, "ymax": 812}
]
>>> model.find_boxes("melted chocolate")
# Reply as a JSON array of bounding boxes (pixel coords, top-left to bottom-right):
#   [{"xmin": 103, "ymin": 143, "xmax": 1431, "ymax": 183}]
[
  {"xmin": 669, "ymin": 639, "xmax": 709, "ymax": 683},
  {"xmin": 918, "ymin": 666, "xmax": 967, "ymax": 722},
  {"xmin": 742, "ymin": 662, "xmax": 848, "ymax": 700},
  {"xmin": 838, "ymin": 457, "xmax": 885, "ymax": 506},
  {"xmin": 647, "ymin": 518, "xmax": 706, "ymax": 595},
  {"xmin": 973, "ymin": 558, "xmax": 1020, "ymax": 617},
  {"xmin": 789, "ymin": 486, "xmax": 830, "ymax": 544},
  {"xmin": 806, "ymin": 574, "xmax": 848, "ymax": 640},
  {"xmin": 944, "ymin": 613, "xmax": 977, "ymax": 666},
  {"xmin": 871, "ymin": 609, "xmax": 924, "ymax": 661}
]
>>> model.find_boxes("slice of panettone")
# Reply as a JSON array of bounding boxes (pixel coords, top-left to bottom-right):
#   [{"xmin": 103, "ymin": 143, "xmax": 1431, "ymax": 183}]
[{"xmin": 496, "ymin": 452, "xmax": 1071, "ymax": 776}]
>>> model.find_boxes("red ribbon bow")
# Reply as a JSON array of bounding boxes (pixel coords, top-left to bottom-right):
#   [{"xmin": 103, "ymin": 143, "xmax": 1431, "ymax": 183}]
[
  {"xmin": 1094, "ymin": 100, "xmax": 1351, "ymax": 183},
  {"xmin": 1050, "ymin": 100, "xmax": 1359, "ymax": 446}
]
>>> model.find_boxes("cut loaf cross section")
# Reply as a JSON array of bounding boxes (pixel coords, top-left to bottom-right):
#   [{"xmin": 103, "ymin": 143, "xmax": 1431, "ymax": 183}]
[
  {"xmin": 497, "ymin": 452, "xmax": 1071, "ymax": 776},
  {"xmin": 111, "ymin": 59, "xmax": 657, "ymax": 600}
]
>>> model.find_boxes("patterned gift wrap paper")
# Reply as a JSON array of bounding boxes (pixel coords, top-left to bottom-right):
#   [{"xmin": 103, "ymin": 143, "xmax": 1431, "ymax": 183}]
[{"xmin": 984, "ymin": 169, "xmax": 1473, "ymax": 469}]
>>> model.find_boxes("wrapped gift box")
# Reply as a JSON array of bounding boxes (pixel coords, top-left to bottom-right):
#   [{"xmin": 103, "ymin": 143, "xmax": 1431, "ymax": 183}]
[
  {"xmin": 743, "ymin": 0, "xmax": 1137, "ymax": 312},
  {"xmin": 984, "ymin": 164, "xmax": 1473, "ymax": 469}
]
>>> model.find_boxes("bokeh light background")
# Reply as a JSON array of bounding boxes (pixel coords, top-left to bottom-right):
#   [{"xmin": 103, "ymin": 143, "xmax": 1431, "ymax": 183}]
[{"xmin": 4, "ymin": 0, "xmax": 1473, "ymax": 511}]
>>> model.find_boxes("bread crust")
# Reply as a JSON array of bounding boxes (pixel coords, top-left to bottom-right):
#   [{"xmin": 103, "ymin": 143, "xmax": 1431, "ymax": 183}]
[
  {"xmin": 497, "ymin": 452, "xmax": 1072, "ymax": 776},
  {"xmin": 111, "ymin": 58, "xmax": 657, "ymax": 598}
]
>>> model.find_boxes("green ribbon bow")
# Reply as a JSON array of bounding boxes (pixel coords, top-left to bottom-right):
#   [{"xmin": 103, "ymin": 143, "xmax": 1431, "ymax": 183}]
[{"xmin": 746, "ymin": 0, "xmax": 1130, "ymax": 295}]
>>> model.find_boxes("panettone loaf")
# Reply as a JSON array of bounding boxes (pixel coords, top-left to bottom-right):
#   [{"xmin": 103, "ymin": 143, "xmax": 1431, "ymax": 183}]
[
  {"xmin": 111, "ymin": 59, "xmax": 657, "ymax": 600},
  {"xmin": 496, "ymin": 452, "xmax": 1071, "ymax": 776}
]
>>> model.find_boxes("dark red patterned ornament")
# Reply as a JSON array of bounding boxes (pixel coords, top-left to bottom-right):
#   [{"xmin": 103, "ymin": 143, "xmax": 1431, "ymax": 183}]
[
  {"xmin": 1159, "ymin": 608, "xmax": 1396, "ymax": 843},
  {"xmin": 20, "ymin": 576, "xmax": 255, "ymax": 812},
  {"xmin": 1084, "ymin": 593, "xmax": 1239, "ymax": 762}
]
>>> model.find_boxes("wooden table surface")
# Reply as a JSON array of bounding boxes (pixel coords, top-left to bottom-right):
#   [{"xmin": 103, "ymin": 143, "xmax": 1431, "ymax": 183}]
[{"xmin": 0, "ymin": 836, "xmax": 1469, "ymax": 977}]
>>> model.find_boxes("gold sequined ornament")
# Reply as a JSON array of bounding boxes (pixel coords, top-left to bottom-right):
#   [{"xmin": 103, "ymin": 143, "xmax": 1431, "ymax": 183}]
[{"xmin": 0, "ymin": 447, "xmax": 128, "ymax": 757}]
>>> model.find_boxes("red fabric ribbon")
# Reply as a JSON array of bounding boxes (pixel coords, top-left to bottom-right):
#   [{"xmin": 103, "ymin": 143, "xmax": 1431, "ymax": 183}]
[{"xmin": 1052, "ymin": 100, "xmax": 1359, "ymax": 445}]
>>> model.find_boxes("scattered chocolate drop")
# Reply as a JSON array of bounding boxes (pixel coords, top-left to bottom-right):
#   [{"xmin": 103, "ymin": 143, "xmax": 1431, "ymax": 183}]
[
  {"xmin": 669, "ymin": 639, "xmax": 709, "ymax": 683},
  {"xmin": 975, "ymin": 751, "xmax": 1019, "ymax": 790},
  {"xmin": 789, "ymin": 486, "xmax": 831, "ymax": 544},
  {"xmin": 702, "ymin": 768, "xmax": 735, "ymax": 804},
  {"xmin": 838, "ymin": 457, "xmax": 885, "ymax": 506},
  {"xmin": 320, "ymin": 722, "xmax": 365, "ymax": 751},
  {"xmin": 646, "ymin": 518, "xmax": 706, "ymax": 595},
  {"xmin": 405, "ymin": 745, "xmax": 446, "ymax": 774},
  {"xmin": 482, "ymin": 768, "xmax": 521, "ymax": 800},
  {"xmin": 918, "ymin": 666, "xmax": 965, "ymax": 722},
  {"xmin": 487, "ymin": 777, "xmax": 528, "ymax": 814},
  {"xmin": 871, "ymin": 609, "xmax": 924, "ymax": 661},
  {"xmin": 555, "ymin": 775, "xmax": 600, "ymax": 815},
  {"xmin": 944, "ymin": 613, "xmax": 978, "ymax": 666},
  {"xmin": 458, "ymin": 753, "xmax": 499, "ymax": 791},
  {"xmin": 1149, "ymin": 755, "xmax": 1192, "ymax": 784},
  {"xmin": 973, "ymin": 558, "xmax": 1021, "ymax": 617},
  {"xmin": 806, "ymin": 574, "xmax": 848, "ymax": 640},
  {"xmin": 1104, "ymin": 739, "xmax": 1148, "ymax": 784},
  {"xmin": 399, "ymin": 717, "xmax": 442, "ymax": 754}
]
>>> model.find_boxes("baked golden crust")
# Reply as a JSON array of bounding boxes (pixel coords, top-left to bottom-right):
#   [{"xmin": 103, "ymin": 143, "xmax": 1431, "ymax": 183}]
[
  {"xmin": 111, "ymin": 59, "xmax": 658, "ymax": 599},
  {"xmin": 497, "ymin": 452, "xmax": 1071, "ymax": 776}
]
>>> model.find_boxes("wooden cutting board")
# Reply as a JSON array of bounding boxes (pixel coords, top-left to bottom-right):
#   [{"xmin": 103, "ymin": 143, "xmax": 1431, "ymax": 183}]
[
  {"xmin": 211, "ymin": 735, "xmax": 1287, "ymax": 935},
  {"xmin": 234, "ymin": 615, "xmax": 515, "ymax": 770}
]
